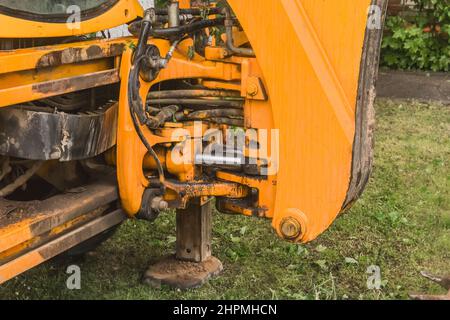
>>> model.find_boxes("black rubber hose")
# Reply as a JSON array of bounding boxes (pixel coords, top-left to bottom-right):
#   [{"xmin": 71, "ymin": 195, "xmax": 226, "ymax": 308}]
[
  {"xmin": 150, "ymin": 17, "xmax": 225, "ymax": 38},
  {"xmin": 174, "ymin": 112, "xmax": 244, "ymax": 127},
  {"xmin": 186, "ymin": 109, "xmax": 244, "ymax": 119},
  {"xmin": 222, "ymin": 7, "xmax": 255, "ymax": 57},
  {"xmin": 148, "ymin": 89, "xmax": 242, "ymax": 99},
  {"xmin": 147, "ymin": 105, "xmax": 179, "ymax": 129},
  {"xmin": 207, "ymin": 118, "xmax": 244, "ymax": 126},
  {"xmin": 129, "ymin": 55, "xmax": 147, "ymax": 124},
  {"xmin": 135, "ymin": 11, "xmax": 153, "ymax": 60},
  {"xmin": 155, "ymin": 8, "xmax": 222, "ymax": 16},
  {"xmin": 147, "ymin": 98, "xmax": 244, "ymax": 109},
  {"xmin": 130, "ymin": 106, "xmax": 166, "ymax": 187},
  {"xmin": 128, "ymin": 66, "xmax": 166, "ymax": 187},
  {"xmin": 128, "ymin": 14, "xmax": 166, "ymax": 187}
]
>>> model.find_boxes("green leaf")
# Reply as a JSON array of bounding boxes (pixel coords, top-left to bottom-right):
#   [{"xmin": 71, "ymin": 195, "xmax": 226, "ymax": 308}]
[{"xmin": 381, "ymin": 9, "xmax": 449, "ymax": 72}]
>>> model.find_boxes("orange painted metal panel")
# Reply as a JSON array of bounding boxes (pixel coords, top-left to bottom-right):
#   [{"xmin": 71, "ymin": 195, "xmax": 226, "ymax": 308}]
[{"xmin": 227, "ymin": 0, "xmax": 374, "ymax": 242}]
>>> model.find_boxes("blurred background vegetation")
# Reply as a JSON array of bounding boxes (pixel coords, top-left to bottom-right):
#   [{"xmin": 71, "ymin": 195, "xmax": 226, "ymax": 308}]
[{"xmin": 381, "ymin": 0, "xmax": 449, "ymax": 72}]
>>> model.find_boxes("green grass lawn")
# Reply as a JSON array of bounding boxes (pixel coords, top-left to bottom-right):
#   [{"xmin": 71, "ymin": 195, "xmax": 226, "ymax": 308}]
[{"xmin": 0, "ymin": 99, "xmax": 449, "ymax": 300}]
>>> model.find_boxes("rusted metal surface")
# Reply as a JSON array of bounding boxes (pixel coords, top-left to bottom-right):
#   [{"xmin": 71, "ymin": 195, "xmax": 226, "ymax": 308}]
[
  {"xmin": 32, "ymin": 69, "xmax": 119, "ymax": 95},
  {"xmin": 0, "ymin": 209, "xmax": 125, "ymax": 285},
  {"xmin": 164, "ymin": 179, "xmax": 249, "ymax": 208},
  {"xmin": 216, "ymin": 197, "xmax": 265, "ymax": 217},
  {"xmin": 0, "ymin": 102, "xmax": 118, "ymax": 161},
  {"xmin": 165, "ymin": 180, "xmax": 249, "ymax": 199},
  {"xmin": 36, "ymin": 43, "xmax": 125, "ymax": 69},
  {"xmin": 176, "ymin": 200, "xmax": 212, "ymax": 263},
  {"xmin": 0, "ymin": 206, "xmax": 107, "ymax": 264},
  {"xmin": 0, "ymin": 39, "xmax": 126, "ymax": 74},
  {"xmin": 0, "ymin": 176, "xmax": 118, "ymax": 254},
  {"xmin": 0, "ymin": 68, "xmax": 120, "ymax": 108}
]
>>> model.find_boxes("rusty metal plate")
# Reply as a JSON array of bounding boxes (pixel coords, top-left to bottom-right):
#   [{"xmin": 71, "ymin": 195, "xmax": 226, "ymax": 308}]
[{"xmin": 0, "ymin": 102, "xmax": 118, "ymax": 161}]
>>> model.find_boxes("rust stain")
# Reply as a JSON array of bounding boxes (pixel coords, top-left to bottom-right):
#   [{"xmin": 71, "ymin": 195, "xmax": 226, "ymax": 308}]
[
  {"xmin": 31, "ymin": 69, "xmax": 119, "ymax": 95},
  {"xmin": 36, "ymin": 43, "xmax": 125, "ymax": 69}
]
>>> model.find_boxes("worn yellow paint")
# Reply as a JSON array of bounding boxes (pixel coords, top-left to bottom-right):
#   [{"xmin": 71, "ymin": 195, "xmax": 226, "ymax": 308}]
[
  {"xmin": 0, "ymin": 38, "xmax": 128, "ymax": 74},
  {"xmin": 0, "ymin": 38, "xmax": 128, "ymax": 107},
  {"xmin": 0, "ymin": 211, "xmax": 125, "ymax": 285}
]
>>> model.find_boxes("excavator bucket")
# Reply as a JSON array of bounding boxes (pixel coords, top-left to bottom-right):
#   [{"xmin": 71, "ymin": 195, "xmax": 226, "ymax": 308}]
[{"xmin": 0, "ymin": 0, "xmax": 387, "ymax": 286}]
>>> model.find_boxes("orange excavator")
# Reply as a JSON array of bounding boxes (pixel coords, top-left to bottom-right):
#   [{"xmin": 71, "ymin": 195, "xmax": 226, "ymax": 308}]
[{"xmin": 0, "ymin": 0, "xmax": 387, "ymax": 289}]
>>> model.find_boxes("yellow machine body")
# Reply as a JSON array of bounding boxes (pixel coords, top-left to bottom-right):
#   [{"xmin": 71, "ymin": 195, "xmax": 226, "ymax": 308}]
[
  {"xmin": 116, "ymin": 0, "xmax": 383, "ymax": 242},
  {"xmin": 0, "ymin": 0, "xmax": 143, "ymax": 38},
  {"xmin": 0, "ymin": 0, "xmax": 386, "ymax": 283}
]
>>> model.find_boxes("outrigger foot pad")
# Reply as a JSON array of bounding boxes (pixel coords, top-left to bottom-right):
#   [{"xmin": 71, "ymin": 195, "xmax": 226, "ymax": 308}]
[
  {"xmin": 143, "ymin": 255, "xmax": 223, "ymax": 290},
  {"xmin": 143, "ymin": 199, "xmax": 222, "ymax": 289}
]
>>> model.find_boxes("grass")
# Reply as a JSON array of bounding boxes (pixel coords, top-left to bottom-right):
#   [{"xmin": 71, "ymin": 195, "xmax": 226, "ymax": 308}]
[{"xmin": 0, "ymin": 99, "xmax": 449, "ymax": 300}]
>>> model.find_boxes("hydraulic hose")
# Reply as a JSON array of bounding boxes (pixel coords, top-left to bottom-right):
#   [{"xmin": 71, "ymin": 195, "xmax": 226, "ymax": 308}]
[
  {"xmin": 147, "ymin": 98, "xmax": 244, "ymax": 109},
  {"xmin": 150, "ymin": 17, "xmax": 225, "ymax": 39},
  {"xmin": 148, "ymin": 89, "xmax": 241, "ymax": 99},
  {"xmin": 128, "ymin": 9, "xmax": 167, "ymax": 188},
  {"xmin": 222, "ymin": 7, "xmax": 255, "ymax": 57},
  {"xmin": 154, "ymin": 8, "xmax": 222, "ymax": 16},
  {"xmin": 128, "ymin": 55, "xmax": 166, "ymax": 187}
]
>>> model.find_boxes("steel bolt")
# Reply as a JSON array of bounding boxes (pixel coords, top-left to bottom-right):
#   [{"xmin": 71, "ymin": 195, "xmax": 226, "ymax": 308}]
[
  {"xmin": 247, "ymin": 83, "xmax": 259, "ymax": 97},
  {"xmin": 280, "ymin": 217, "xmax": 302, "ymax": 240},
  {"xmin": 151, "ymin": 197, "xmax": 169, "ymax": 211}
]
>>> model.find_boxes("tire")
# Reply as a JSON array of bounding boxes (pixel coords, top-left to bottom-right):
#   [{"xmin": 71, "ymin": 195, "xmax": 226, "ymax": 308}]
[{"xmin": 51, "ymin": 225, "xmax": 120, "ymax": 264}]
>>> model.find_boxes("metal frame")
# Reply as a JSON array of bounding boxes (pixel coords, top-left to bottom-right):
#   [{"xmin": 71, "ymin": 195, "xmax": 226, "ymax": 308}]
[{"xmin": 0, "ymin": 210, "xmax": 125, "ymax": 284}]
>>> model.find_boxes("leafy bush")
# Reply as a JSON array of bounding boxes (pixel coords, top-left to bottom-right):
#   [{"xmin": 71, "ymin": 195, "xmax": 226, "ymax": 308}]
[
  {"xmin": 155, "ymin": 0, "xmax": 169, "ymax": 8},
  {"xmin": 381, "ymin": 0, "xmax": 450, "ymax": 72}
]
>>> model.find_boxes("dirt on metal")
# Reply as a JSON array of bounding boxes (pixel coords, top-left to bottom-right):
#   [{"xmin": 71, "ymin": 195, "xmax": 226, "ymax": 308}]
[
  {"xmin": 0, "ymin": 201, "xmax": 38, "ymax": 229},
  {"xmin": 143, "ymin": 255, "xmax": 223, "ymax": 290}
]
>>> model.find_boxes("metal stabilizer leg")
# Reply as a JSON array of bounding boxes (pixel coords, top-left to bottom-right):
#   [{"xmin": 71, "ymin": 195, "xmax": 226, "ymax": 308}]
[{"xmin": 143, "ymin": 199, "xmax": 223, "ymax": 289}]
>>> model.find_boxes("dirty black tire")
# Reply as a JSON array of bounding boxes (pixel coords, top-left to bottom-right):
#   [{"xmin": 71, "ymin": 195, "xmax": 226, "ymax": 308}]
[
  {"xmin": 51, "ymin": 226, "xmax": 119, "ymax": 264},
  {"xmin": 66, "ymin": 226, "xmax": 119, "ymax": 257}
]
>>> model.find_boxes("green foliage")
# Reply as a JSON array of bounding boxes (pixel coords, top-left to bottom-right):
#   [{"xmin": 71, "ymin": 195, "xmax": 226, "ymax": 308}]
[
  {"xmin": 381, "ymin": 0, "xmax": 450, "ymax": 72},
  {"xmin": 155, "ymin": 0, "xmax": 169, "ymax": 8}
]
